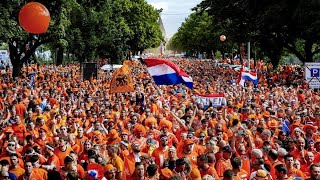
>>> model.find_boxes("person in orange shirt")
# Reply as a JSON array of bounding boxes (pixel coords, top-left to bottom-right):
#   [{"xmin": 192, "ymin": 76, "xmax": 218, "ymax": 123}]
[
  {"xmin": 75, "ymin": 126, "xmax": 88, "ymax": 153},
  {"xmin": 103, "ymin": 164, "xmax": 116, "ymax": 180},
  {"xmin": 284, "ymin": 154, "xmax": 306, "ymax": 179},
  {"xmin": 35, "ymin": 128, "xmax": 52, "ymax": 148},
  {"xmin": 11, "ymin": 115, "xmax": 27, "ymax": 142},
  {"xmin": 69, "ymin": 151, "xmax": 85, "ymax": 179},
  {"xmin": 216, "ymin": 145, "xmax": 233, "ymax": 178},
  {"xmin": 177, "ymin": 139, "xmax": 199, "ymax": 169},
  {"xmin": 108, "ymin": 146, "xmax": 124, "ymax": 180},
  {"xmin": 267, "ymin": 149, "xmax": 284, "ymax": 180},
  {"xmin": 152, "ymin": 134, "xmax": 169, "ymax": 168},
  {"xmin": 107, "ymin": 129, "xmax": 121, "ymax": 146},
  {"xmin": 14, "ymin": 98, "xmax": 27, "ymax": 118},
  {"xmin": 290, "ymin": 137, "xmax": 308, "ymax": 165},
  {"xmin": 22, "ymin": 135, "xmax": 40, "ymax": 155},
  {"xmin": 68, "ymin": 134, "xmax": 80, "ymax": 154},
  {"xmin": 274, "ymin": 164, "xmax": 294, "ymax": 180},
  {"xmin": 42, "ymin": 143, "xmax": 60, "ymax": 171},
  {"xmin": 9, "ymin": 153, "xmax": 25, "ymax": 178},
  {"xmin": 300, "ymin": 152, "xmax": 315, "ymax": 177},
  {"xmin": 29, "ymin": 155, "xmax": 48, "ymax": 180},
  {"xmin": 145, "ymin": 164, "xmax": 159, "ymax": 180},
  {"xmin": 54, "ymin": 138, "xmax": 73, "ymax": 167},
  {"xmin": 197, "ymin": 154, "xmax": 219, "ymax": 179},
  {"xmin": 18, "ymin": 161, "xmax": 43, "ymax": 180},
  {"xmin": 231, "ymin": 157, "xmax": 248, "ymax": 180}
]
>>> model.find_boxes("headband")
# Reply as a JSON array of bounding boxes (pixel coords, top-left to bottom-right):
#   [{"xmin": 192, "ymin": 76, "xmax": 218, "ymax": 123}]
[{"xmin": 45, "ymin": 145, "xmax": 55, "ymax": 151}]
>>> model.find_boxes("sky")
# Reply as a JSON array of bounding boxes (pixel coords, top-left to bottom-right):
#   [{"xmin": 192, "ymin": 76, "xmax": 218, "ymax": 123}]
[{"xmin": 146, "ymin": 0, "xmax": 202, "ymax": 39}]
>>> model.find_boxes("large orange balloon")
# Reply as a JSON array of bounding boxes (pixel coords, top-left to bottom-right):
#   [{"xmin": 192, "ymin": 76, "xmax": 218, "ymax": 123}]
[{"xmin": 19, "ymin": 2, "xmax": 50, "ymax": 34}]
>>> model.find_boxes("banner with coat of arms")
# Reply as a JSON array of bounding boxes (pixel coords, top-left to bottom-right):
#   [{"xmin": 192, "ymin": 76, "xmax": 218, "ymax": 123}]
[{"xmin": 110, "ymin": 60, "xmax": 134, "ymax": 93}]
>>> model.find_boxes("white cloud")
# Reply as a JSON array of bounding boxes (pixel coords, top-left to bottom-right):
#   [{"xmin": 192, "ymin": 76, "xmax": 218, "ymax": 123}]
[
  {"xmin": 147, "ymin": 0, "xmax": 202, "ymax": 38},
  {"xmin": 148, "ymin": 2, "xmax": 169, "ymax": 13}
]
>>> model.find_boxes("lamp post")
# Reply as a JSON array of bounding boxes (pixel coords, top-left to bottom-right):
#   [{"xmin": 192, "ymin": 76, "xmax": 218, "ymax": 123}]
[{"xmin": 220, "ymin": 35, "xmax": 226, "ymax": 60}]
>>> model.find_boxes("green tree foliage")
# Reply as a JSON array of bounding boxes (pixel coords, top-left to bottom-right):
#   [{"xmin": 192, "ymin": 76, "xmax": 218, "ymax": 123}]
[
  {"xmin": 194, "ymin": 0, "xmax": 320, "ymax": 67},
  {"xmin": 168, "ymin": 12, "xmax": 227, "ymax": 58},
  {"xmin": 124, "ymin": 0, "xmax": 164, "ymax": 55},
  {"xmin": 0, "ymin": 0, "xmax": 163, "ymax": 77}
]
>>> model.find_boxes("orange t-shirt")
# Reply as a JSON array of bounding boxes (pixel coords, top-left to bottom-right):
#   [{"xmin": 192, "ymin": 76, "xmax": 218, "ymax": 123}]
[
  {"xmin": 199, "ymin": 166, "xmax": 220, "ymax": 180},
  {"xmin": 75, "ymin": 135, "xmax": 88, "ymax": 153},
  {"xmin": 54, "ymin": 146, "xmax": 73, "ymax": 167},
  {"xmin": 12, "ymin": 123, "xmax": 27, "ymax": 140},
  {"xmin": 18, "ymin": 171, "xmax": 43, "ymax": 180},
  {"xmin": 9, "ymin": 166, "xmax": 25, "ymax": 178},
  {"xmin": 177, "ymin": 150, "xmax": 199, "ymax": 169},
  {"xmin": 152, "ymin": 147, "xmax": 169, "ymax": 168},
  {"xmin": 216, "ymin": 158, "xmax": 232, "ymax": 177}
]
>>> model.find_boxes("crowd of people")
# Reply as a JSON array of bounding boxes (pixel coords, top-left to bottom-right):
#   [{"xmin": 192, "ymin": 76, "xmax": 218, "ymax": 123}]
[{"xmin": 0, "ymin": 57, "xmax": 318, "ymax": 180}]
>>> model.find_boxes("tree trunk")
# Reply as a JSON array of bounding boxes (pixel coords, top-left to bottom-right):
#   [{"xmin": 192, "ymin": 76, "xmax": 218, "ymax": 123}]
[
  {"xmin": 56, "ymin": 46, "xmax": 64, "ymax": 65},
  {"xmin": 267, "ymin": 51, "xmax": 282, "ymax": 69},
  {"xmin": 9, "ymin": 43, "xmax": 22, "ymax": 78},
  {"xmin": 305, "ymin": 40, "xmax": 313, "ymax": 62}
]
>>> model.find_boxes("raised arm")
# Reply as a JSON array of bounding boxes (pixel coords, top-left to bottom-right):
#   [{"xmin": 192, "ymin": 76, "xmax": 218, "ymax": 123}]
[{"xmin": 170, "ymin": 111, "xmax": 188, "ymax": 131}]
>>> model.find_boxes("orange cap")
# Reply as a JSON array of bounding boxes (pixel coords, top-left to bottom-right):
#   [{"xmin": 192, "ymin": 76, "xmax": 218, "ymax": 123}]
[
  {"xmin": 104, "ymin": 164, "xmax": 115, "ymax": 172},
  {"xmin": 268, "ymin": 120, "xmax": 279, "ymax": 128},
  {"xmin": 109, "ymin": 129, "xmax": 118, "ymax": 139},
  {"xmin": 161, "ymin": 168, "xmax": 173, "ymax": 179}
]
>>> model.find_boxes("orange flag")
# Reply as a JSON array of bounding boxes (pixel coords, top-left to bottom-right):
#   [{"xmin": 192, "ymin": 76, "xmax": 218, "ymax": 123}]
[
  {"xmin": 110, "ymin": 60, "xmax": 134, "ymax": 93},
  {"xmin": 123, "ymin": 156, "xmax": 135, "ymax": 180}
]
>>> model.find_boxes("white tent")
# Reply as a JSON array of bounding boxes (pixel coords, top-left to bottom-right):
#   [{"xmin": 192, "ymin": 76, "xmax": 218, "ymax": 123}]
[{"xmin": 101, "ymin": 64, "xmax": 123, "ymax": 71}]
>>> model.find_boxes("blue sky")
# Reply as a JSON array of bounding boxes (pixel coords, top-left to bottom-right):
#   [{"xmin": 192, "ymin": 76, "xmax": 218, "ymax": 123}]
[{"xmin": 146, "ymin": 0, "xmax": 202, "ymax": 39}]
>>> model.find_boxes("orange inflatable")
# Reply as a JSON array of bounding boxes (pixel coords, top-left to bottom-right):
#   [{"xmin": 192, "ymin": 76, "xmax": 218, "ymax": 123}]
[{"xmin": 18, "ymin": 2, "xmax": 50, "ymax": 34}]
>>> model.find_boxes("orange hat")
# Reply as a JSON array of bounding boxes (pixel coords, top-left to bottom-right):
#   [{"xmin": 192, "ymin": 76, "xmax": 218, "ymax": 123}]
[
  {"xmin": 121, "ymin": 129, "xmax": 129, "ymax": 135},
  {"xmin": 159, "ymin": 119, "xmax": 172, "ymax": 131},
  {"xmin": 145, "ymin": 117, "xmax": 157, "ymax": 127},
  {"xmin": 4, "ymin": 127, "xmax": 14, "ymax": 133},
  {"xmin": 109, "ymin": 129, "xmax": 118, "ymax": 139},
  {"xmin": 160, "ymin": 168, "xmax": 173, "ymax": 179},
  {"xmin": 104, "ymin": 164, "xmax": 116, "ymax": 172},
  {"xmin": 38, "ymin": 128, "xmax": 47, "ymax": 133},
  {"xmin": 134, "ymin": 124, "xmax": 146, "ymax": 136},
  {"xmin": 106, "ymin": 115, "xmax": 112, "ymax": 119},
  {"xmin": 268, "ymin": 120, "xmax": 279, "ymax": 128},
  {"xmin": 183, "ymin": 139, "xmax": 194, "ymax": 146},
  {"xmin": 303, "ymin": 124, "xmax": 318, "ymax": 132},
  {"xmin": 263, "ymin": 111, "xmax": 270, "ymax": 117}
]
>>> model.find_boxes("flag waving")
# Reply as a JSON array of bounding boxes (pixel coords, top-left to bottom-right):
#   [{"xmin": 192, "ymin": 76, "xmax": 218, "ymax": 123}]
[
  {"xmin": 110, "ymin": 60, "xmax": 134, "ymax": 93},
  {"xmin": 144, "ymin": 58, "xmax": 193, "ymax": 89},
  {"xmin": 238, "ymin": 66, "xmax": 258, "ymax": 87}
]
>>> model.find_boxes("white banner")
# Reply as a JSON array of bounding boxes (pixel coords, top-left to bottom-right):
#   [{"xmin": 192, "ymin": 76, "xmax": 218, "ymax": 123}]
[{"xmin": 196, "ymin": 94, "xmax": 227, "ymax": 107}]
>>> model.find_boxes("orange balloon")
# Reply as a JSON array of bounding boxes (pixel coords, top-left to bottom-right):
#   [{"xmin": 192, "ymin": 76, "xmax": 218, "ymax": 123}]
[{"xmin": 18, "ymin": 2, "xmax": 50, "ymax": 34}]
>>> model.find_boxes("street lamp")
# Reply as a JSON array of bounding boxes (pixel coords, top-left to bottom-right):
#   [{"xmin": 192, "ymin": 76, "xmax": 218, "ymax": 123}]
[{"xmin": 220, "ymin": 35, "xmax": 226, "ymax": 60}]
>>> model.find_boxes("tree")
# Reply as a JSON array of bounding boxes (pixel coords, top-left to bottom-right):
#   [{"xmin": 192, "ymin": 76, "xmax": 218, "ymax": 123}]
[
  {"xmin": 124, "ymin": 0, "xmax": 164, "ymax": 55},
  {"xmin": 195, "ymin": 0, "xmax": 320, "ymax": 67},
  {"xmin": 0, "ymin": 0, "xmax": 72, "ymax": 77},
  {"xmin": 168, "ymin": 12, "xmax": 228, "ymax": 58},
  {"xmin": 0, "ymin": 0, "xmax": 163, "ymax": 77}
]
